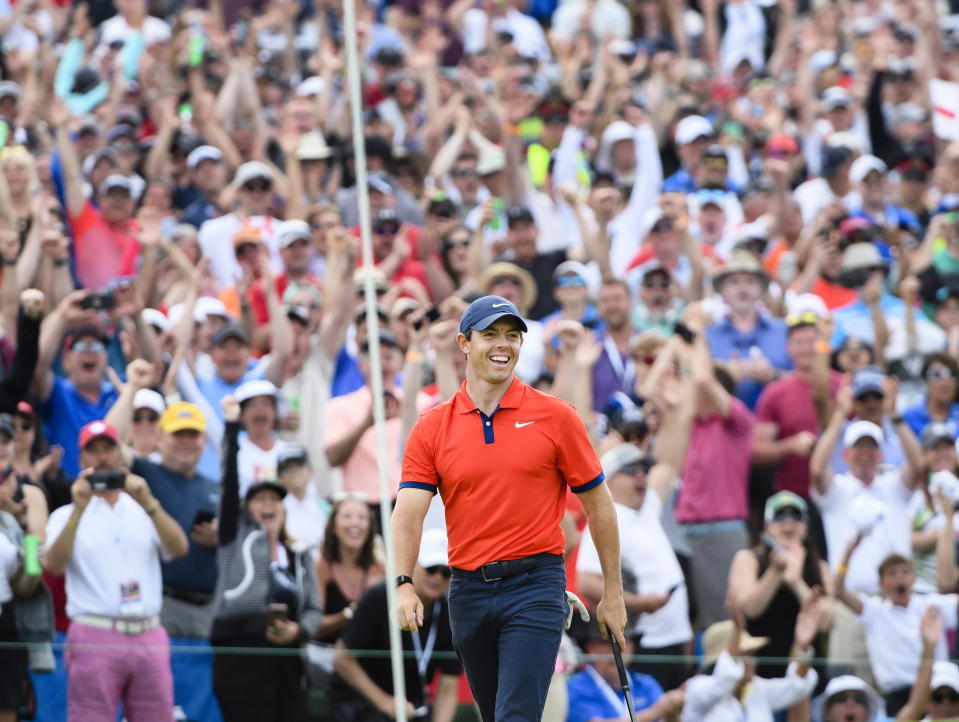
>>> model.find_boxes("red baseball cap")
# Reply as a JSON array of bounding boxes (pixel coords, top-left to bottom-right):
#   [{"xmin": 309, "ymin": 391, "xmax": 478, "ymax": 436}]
[
  {"xmin": 766, "ymin": 133, "xmax": 799, "ymax": 156},
  {"xmin": 839, "ymin": 216, "xmax": 872, "ymax": 237},
  {"xmin": 78, "ymin": 420, "xmax": 120, "ymax": 449},
  {"xmin": 15, "ymin": 400, "xmax": 34, "ymax": 417}
]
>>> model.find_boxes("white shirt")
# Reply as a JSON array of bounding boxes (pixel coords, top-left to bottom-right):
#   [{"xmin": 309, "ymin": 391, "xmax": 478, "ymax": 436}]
[
  {"xmin": 283, "ymin": 488, "xmax": 329, "ymax": 551},
  {"xmin": 462, "ymin": 8, "xmax": 552, "ymax": 62},
  {"xmin": 578, "ymin": 495, "xmax": 692, "ymax": 648},
  {"xmin": 0, "ymin": 525, "xmax": 18, "ymax": 604},
  {"xmin": 98, "ymin": 14, "xmax": 171, "ymax": 48},
  {"xmin": 812, "ymin": 469, "xmax": 912, "ymax": 594},
  {"xmin": 280, "ymin": 336, "xmax": 334, "ymax": 492},
  {"xmin": 858, "ymin": 593, "xmax": 958, "ymax": 693},
  {"xmin": 551, "ymin": 0, "xmax": 631, "ymax": 41},
  {"xmin": 45, "ymin": 494, "xmax": 166, "ymax": 618},
  {"xmin": 682, "ymin": 651, "xmax": 818, "ymax": 722},
  {"xmin": 197, "ymin": 213, "xmax": 283, "ymax": 288},
  {"xmin": 237, "ymin": 434, "xmax": 292, "ymax": 498}
]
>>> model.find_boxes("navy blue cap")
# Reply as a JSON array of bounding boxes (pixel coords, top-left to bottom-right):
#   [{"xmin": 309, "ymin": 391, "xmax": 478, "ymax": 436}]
[
  {"xmin": 851, "ymin": 365, "xmax": 885, "ymax": 398},
  {"xmin": 458, "ymin": 295, "xmax": 528, "ymax": 334}
]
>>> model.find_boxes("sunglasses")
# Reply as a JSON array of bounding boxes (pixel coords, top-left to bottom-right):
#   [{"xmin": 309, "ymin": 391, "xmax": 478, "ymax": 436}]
[
  {"xmin": 12, "ymin": 420, "xmax": 32, "ymax": 432},
  {"xmin": 374, "ymin": 224, "xmax": 399, "ymax": 236},
  {"xmin": 491, "ymin": 276, "xmax": 521, "ymax": 287},
  {"xmin": 431, "ymin": 208, "xmax": 456, "ymax": 219},
  {"xmin": 932, "ymin": 689, "xmax": 959, "ymax": 703},
  {"xmin": 243, "ymin": 181, "xmax": 271, "ymax": 193},
  {"xmin": 785, "ymin": 311, "xmax": 819, "ymax": 328},
  {"xmin": 72, "ymin": 340, "xmax": 106, "ymax": 354},
  {"xmin": 133, "ymin": 412, "xmax": 160, "ymax": 424},
  {"xmin": 773, "ymin": 508, "xmax": 805, "ymax": 522},
  {"xmin": 357, "ymin": 288, "xmax": 387, "ymax": 297},
  {"xmin": 927, "ymin": 366, "xmax": 956, "ymax": 381},
  {"xmin": 451, "ymin": 168, "xmax": 478, "ymax": 178},
  {"xmin": 642, "ymin": 278, "xmax": 670, "ymax": 289},
  {"xmin": 555, "ymin": 275, "xmax": 586, "ymax": 288},
  {"xmin": 650, "ymin": 221, "xmax": 673, "ymax": 233},
  {"xmin": 424, "ymin": 565, "xmax": 452, "ymax": 579},
  {"xmin": 857, "ymin": 391, "xmax": 884, "ymax": 402},
  {"xmin": 620, "ymin": 462, "xmax": 653, "ymax": 476},
  {"xmin": 444, "ymin": 237, "xmax": 471, "ymax": 250}
]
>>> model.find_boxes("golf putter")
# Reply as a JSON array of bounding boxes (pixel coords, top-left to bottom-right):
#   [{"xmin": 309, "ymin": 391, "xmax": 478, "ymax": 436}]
[
  {"xmin": 564, "ymin": 590, "xmax": 589, "ymax": 630},
  {"xmin": 609, "ymin": 635, "xmax": 637, "ymax": 722}
]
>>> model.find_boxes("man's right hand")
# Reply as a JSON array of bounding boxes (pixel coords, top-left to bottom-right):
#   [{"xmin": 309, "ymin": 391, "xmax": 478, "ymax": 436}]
[
  {"xmin": 375, "ymin": 692, "xmax": 416, "ymax": 720},
  {"xmin": 396, "ymin": 582, "xmax": 423, "ymax": 632},
  {"xmin": 58, "ymin": 289, "xmax": 94, "ymax": 325},
  {"xmin": 71, "ymin": 474, "xmax": 94, "ymax": 511}
]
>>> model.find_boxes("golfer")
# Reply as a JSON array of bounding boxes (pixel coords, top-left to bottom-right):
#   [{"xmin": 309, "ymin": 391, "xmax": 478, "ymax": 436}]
[{"xmin": 393, "ymin": 295, "xmax": 627, "ymax": 721}]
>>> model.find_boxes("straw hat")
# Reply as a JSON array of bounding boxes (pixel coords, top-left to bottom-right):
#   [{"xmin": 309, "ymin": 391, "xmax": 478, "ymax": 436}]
[
  {"xmin": 711, "ymin": 249, "xmax": 770, "ymax": 292},
  {"xmin": 701, "ymin": 621, "xmax": 768, "ymax": 668},
  {"xmin": 476, "ymin": 262, "xmax": 538, "ymax": 315}
]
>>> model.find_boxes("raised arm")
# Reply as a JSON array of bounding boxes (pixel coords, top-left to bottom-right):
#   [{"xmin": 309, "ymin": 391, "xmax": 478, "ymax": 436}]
[
  {"xmin": 48, "ymin": 98, "xmax": 85, "ymax": 221},
  {"xmin": 895, "ymin": 606, "xmax": 942, "ymax": 721},
  {"xmin": 936, "ymin": 491, "xmax": 958, "ymax": 593},
  {"xmin": 810, "ymin": 386, "xmax": 851, "ymax": 497},
  {"xmin": 32, "ymin": 290, "xmax": 92, "ymax": 401},
  {"xmin": 218, "ymin": 396, "xmax": 242, "ymax": 546},
  {"xmin": 834, "ymin": 534, "xmax": 865, "ymax": 616}
]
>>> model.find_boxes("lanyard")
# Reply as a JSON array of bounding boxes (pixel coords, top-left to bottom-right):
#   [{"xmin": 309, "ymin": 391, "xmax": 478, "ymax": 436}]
[
  {"xmin": 410, "ymin": 601, "xmax": 441, "ymax": 680},
  {"xmin": 603, "ymin": 334, "xmax": 635, "ymax": 388},
  {"xmin": 585, "ymin": 665, "xmax": 630, "ymax": 717}
]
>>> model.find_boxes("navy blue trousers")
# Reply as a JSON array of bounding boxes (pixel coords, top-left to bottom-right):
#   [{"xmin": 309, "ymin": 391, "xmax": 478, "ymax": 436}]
[{"xmin": 448, "ymin": 560, "xmax": 567, "ymax": 722}]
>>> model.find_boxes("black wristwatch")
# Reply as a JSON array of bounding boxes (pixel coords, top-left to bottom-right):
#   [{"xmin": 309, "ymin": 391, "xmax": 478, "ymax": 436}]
[{"xmin": 395, "ymin": 575, "xmax": 413, "ymax": 588}]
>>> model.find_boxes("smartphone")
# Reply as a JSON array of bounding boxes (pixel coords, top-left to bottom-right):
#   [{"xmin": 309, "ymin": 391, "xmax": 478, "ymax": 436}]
[
  {"xmin": 268, "ymin": 603, "xmax": 288, "ymax": 626},
  {"xmin": 80, "ymin": 292, "xmax": 116, "ymax": 312},
  {"xmin": 192, "ymin": 509, "xmax": 215, "ymax": 527},
  {"xmin": 412, "ymin": 306, "xmax": 441, "ymax": 331},
  {"xmin": 762, "ymin": 531, "xmax": 784, "ymax": 553},
  {"xmin": 88, "ymin": 470, "xmax": 126, "ymax": 491},
  {"xmin": 666, "ymin": 583, "xmax": 681, "ymax": 597}
]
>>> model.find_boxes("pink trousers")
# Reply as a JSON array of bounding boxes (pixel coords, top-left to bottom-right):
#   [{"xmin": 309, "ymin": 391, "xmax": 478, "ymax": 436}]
[{"xmin": 65, "ymin": 622, "xmax": 174, "ymax": 722}]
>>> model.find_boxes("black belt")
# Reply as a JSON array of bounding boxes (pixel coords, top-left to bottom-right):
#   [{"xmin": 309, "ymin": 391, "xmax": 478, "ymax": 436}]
[
  {"xmin": 453, "ymin": 553, "xmax": 563, "ymax": 583},
  {"xmin": 163, "ymin": 586, "xmax": 214, "ymax": 606}
]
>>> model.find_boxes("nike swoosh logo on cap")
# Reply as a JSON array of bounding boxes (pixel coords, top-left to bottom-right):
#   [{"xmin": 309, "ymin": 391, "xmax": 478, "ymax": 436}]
[{"xmin": 491, "ymin": 303, "xmax": 508, "ymax": 308}]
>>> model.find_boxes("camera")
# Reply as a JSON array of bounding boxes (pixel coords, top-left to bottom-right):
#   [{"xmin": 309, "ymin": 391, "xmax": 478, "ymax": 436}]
[
  {"xmin": 80, "ymin": 292, "xmax": 116, "ymax": 312},
  {"xmin": 88, "ymin": 470, "xmax": 126, "ymax": 492}
]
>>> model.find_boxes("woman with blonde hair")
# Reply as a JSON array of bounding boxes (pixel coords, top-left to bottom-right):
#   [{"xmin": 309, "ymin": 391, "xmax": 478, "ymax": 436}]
[{"xmin": 0, "ymin": 146, "xmax": 39, "ymax": 242}]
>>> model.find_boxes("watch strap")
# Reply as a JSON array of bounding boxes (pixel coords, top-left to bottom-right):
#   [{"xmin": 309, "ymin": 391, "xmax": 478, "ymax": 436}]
[{"xmin": 395, "ymin": 574, "xmax": 414, "ymax": 588}]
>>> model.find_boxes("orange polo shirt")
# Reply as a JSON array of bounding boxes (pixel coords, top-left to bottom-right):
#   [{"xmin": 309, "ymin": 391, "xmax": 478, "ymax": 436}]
[{"xmin": 401, "ymin": 376, "xmax": 604, "ymax": 571}]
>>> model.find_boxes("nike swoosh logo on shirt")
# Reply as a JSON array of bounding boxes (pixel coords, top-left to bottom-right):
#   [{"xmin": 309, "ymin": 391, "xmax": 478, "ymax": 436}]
[
  {"xmin": 491, "ymin": 303, "xmax": 509, "ymax": 308},
  {"xmin": 515, "ymin": 421, "xmax": 535, "ymax": 428}
]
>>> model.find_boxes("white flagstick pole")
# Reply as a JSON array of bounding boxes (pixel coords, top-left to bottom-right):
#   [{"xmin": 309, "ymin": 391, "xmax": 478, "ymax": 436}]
[{"xmin": 340, "ymin": 2, "xmax": 409, "ymax": 720}]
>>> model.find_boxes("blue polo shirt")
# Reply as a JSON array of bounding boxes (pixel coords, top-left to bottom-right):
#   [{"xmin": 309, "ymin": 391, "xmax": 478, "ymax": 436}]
[
  {"xmin": 132, "ymin": 458, "xmax": 219, "ymax": 594},
  {"xmin": 40, "ymin": 377, "xmax": 119, "ymax": 477},
  {"xmin": 830, "ymin": 293, "xmax": 925, "ymax": 349},
  {"xmin": 566, "ymin": 666, "xmax": 663, "ymax": 722},
  {"xmin": 901, "ymin": 399, "xmax": 959, "ymax": 439},
  {"xmin": 705, "ymin": 314, "xmax": 792, "ymax": 410}
]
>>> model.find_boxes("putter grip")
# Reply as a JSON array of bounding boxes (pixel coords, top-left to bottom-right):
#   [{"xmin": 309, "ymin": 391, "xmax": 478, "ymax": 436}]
[{"xmin": 609, "ymin": 636, "xmax": 631, "ymax": 691}]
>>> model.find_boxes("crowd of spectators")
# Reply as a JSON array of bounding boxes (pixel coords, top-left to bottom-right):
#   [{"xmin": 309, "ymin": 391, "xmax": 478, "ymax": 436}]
[{"xmin": 5, "ymin": 0, "xmax": 959, "ymax": 719}]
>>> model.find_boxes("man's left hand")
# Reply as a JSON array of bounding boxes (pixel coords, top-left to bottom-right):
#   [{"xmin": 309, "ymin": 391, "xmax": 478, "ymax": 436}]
[
  {"xmin": 190, "ymin": 520, "xmax": 219, "ymax": 548},
  {"xmin": 596, "ymin": 592, "xmax": 628, "ymax": 649},
  {"xmin": 124, "ymin": 473, "xmax": 154, "ymax": 507},
  {"xmin": 266, "ymin": 619, "xmax": 300, "ymax": 646}
]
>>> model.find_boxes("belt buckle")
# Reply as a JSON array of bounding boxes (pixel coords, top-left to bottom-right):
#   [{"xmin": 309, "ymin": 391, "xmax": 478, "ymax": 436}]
[{"xmin": 481, "ymin": 562, "xmax": 502, "ymax": 583}]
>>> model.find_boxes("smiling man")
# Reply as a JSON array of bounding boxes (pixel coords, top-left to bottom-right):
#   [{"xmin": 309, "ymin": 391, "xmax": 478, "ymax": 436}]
[{"xmin": 392, "ymin": 295, "xmax": 627, "ymax": 721}]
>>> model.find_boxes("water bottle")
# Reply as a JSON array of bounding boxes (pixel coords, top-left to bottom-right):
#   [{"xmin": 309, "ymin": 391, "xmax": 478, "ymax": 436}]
[{"xmin": 22, "ymin": 534, "xmax": 41, "ymax": 577}]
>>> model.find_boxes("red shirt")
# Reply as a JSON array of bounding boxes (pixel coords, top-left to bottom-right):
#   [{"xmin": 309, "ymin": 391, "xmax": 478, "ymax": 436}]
[
  {"xmin": 401, "ymin": 377, "xmax": 603, "ymax": 570},
  {"xmin": 70, "ymin": 201, "xmax": 140, "ymax": 292},
  {"xmin": 755, "ymin": 370, "xmax": 843, "ymax": 497},
  {"xmin": 677, "ymin": 398, "xmax": 754, "ymax": 524}
]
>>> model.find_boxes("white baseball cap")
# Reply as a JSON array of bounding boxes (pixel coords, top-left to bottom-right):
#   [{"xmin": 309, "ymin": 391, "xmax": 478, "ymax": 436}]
[
  {"xmin": 141, "ymin": 308, "xmax": 169, "ymax": 333},
  {"xmin": 235, "ymin": 379, "xmax": 278, "ymax": 404},
  {"xmin": 849, "ymin": 154, "xmax": 888, "ymax": 184},
  {"xmin": 843, "ymin": 420, "xmax": 884, "ymax": 448},
  {"xmin": 417, "ymin": 528, "xmax": 449, "ymax": 568},
  {"xmin": 674, "ymin": 115, "xmax": 713, "ymax": 145},
  {"xmin": 234, "ymin": 161, "xmax": 273, "ymax": 187},
  {"xmin": 278, "ymin": 219, "xmax": 312, "ymax": 248},
  {"xmin": 186, "ymin": 145, "xmax": 223, "ymax": 172},
  {"xmin": 194, "ymin": 296, "xmax": 232, "ymax": 324},
  {"xmin": 133, "ymin": 389, "xmax": 165, "ymax": 415},
  {"xmin": 932, "ymin": 661, "xmax": 959, "ymax": 693}
]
